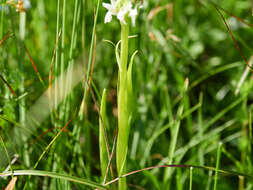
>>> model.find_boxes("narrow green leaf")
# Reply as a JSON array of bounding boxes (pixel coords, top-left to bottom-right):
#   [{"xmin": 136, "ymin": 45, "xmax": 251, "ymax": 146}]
[
  {"xmin": 99, "ymin": 89, "xmax": 108, "ymax": 179},
  {"xmin": 127, "ymin": 50, "xmax": 138, "ymax": 116},
  {"xmin": 0, "ymin": 170, "xmax": 109, "ymax": 189},
  {"xmin": 213, "ymin": 142, "xmax": 222, "ymax": 190}
]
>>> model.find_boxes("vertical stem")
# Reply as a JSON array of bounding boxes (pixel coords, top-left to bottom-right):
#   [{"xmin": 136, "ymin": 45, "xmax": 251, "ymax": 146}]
[
  {"xmin": 60, "ymin": 0, "xmax": 66, "ymax": 118},
  {"xmin": 55, "ymin": 0, "xmax": 61, "ymax": 112},
  {"xmin": 75, "ymin": 0, "xmax": 100, "ymax": 178},
  {"xmin": 120, "ymin": 24, "xmax": 129, "ymax": 71},
  {"xmin": 0, "ymin": 1, "xmax": 5, "ymax": 79},
  {"xmin": 81, "ymin": 0, "xmax": 100, "ymax": 116},
  {"xmin": 213, "ymin": 142, "xmax": 222, "ymax": 190},
  {"xmin": 51, "ymin": 1, "xmax": 64, "ymax": 188},
  {"xmin": 19, "ymin": 11, "xmax": 28, "ymax": 161},
  {"xmin": 82, "ymin": 0, "xmax": 86, "ymax": 50},
  {"xmin": 116, "ymin": 23, "xmax": 129, "ymax": 190},
  {"xmin": 64, "ymin": 0, "xmax": 79, "ymax": 123},
  {"xmin": 19, "ymin": 11, "xmax": 31, "ymax": 190},
  {"xmin": 163, "ymin": 79, "xmax": 188, "ymax": 189},
  {"xmin": 0, "ymin": 2, "xmax": 4, "ymax": 39},
  {"xmin": 205, "ymin": 170, "xmax": 213, "ymax": 190},
  {"xmin": 198, "ymin": 92, "xmax": 204, "ymax": 165},
  {"xmin": 189, "ymin": 167, "xmax": 193, "ymax": 190},
  {"xmin": 163, "ymin": 104, "xmax": 184, "ymax": 185}
]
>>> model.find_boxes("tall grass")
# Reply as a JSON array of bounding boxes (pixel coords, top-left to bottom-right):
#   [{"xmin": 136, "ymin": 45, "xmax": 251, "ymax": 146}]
[{"xmin": 0, "ymin": 0, "xmax": 253, "ymax": 189}]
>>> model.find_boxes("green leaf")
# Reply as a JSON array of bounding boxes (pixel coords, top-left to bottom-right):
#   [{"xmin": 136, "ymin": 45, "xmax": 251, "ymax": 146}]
[
  {"xmin": 99, "ymin": 89, "xmax": 108, "ymax": 179},
  {"xmin": 127, "ymin": 50, "xmax": 138, "ymax": 117},
  {"xmin": 0, "ymin": 170, "xmax": 109, "ymax": 189}
]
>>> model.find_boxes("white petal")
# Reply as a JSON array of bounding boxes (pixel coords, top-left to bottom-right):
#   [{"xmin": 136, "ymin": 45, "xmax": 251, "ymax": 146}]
[
  {"xmin": 117, "ymin": 10, "xmax": 127, "ymax": 24},
  {"xmin": 126, "ymin": 2, "xmax": 132, "ymax": 11},
  {"xmin": 110, "ymin": 0, "xmax": 115, "ymax": 5},
  {"xmin": 23, "ymin": 0, "xmax": 31, "ymax": 9},
  {"xmin": 104, "ymin": 11, "xmax": 112, "ymax": 23},
  {"xmin": 129, "ymin": 8, "xmax": 138, "ymax": 26},
  {"xmin": 102, "ymin": 3, "xmax": 112, "ymax": 10}
]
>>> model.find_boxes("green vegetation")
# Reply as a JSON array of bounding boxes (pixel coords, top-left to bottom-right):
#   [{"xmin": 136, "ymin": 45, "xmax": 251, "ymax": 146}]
[{"xmin": 0, "ymin": 0, "xmax": 253, "ymax": 189}]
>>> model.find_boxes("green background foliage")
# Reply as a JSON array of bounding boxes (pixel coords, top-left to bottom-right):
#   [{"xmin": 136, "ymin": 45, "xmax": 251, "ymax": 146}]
[{"xmin": 0, "ymin": 0, "xmax": 253, "ymax": 189}]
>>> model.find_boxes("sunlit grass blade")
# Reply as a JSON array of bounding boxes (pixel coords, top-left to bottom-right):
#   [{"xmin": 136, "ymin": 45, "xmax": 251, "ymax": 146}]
[
  {"xmin": 189, "ymin": 167, "xmax": 193, "ymax": 190},
  {"xmin": 0, "ymin": 170, "xmax": 109, "ymax": 189}
]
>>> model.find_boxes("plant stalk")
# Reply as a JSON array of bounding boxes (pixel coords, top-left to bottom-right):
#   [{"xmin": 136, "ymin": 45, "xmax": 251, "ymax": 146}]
[{"xmin": 116, "ymin": 23, "xmax": 129, "ymax": 190}]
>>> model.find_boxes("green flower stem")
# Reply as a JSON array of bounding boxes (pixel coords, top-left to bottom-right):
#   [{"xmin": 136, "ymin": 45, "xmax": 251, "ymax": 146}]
[{"xmin": 116, "ymin": 23, "xmax": 129, "ymax": 190}]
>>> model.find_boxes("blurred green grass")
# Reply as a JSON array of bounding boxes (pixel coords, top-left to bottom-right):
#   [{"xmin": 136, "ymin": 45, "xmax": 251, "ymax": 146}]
[{"xmin": 0, "ymin": 0, "xmax": 253, "ymax": 189}]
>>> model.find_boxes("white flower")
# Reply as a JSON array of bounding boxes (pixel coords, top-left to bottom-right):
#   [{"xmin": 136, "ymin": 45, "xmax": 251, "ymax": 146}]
[
  {"xmin": 129, "ymin": 7, "xmax": 137, "ymax": 26},
  {"xmin": 23, "ymin": 0, "xmax": 31, "ymax": 9},
  {"xmin": 103, "ymin": 0, "xmax": 139, "ymax": 26}
]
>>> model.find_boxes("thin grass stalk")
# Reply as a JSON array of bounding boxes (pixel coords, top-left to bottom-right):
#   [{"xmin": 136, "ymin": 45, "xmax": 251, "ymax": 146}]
[
  {"xmin": 74, "ymin": 0, "xmax": 101, "ymax": 178},
  {"xmin": 60, "ymin": 0, "xmax": 66, "ymax": 119},
  {"xmin": 73, "ymin": 1, "xmax": 82, "ymax": 49},
  {"xmin": 99, "ymin": 89, "xmax": 109, "ymax": 180},
  {"xmin": 198, "ymin": 92, "xmax": 204, "ymax": 166},
  {"xmin": 249, "ymin": 110, "xmax": 252, "ymax": 141},
  {"xmin": 163, "ymin": 104, "xmax": 184, "ymax": 186},
  {"xmin": 0, "ymin": 1, "xmax": 5, "ymax": 40},
  {"xmin": 205, "ymin": 170, "xmax": 213, "ymax": 190},
  {"xmin": 69, "ymin": 1, "xmax": 82, "ymax": 164},
  {"xmin": 189, "ymin": 167, "xmax": 193, "ymax": 190},
  {"xmin": 50, "ymin": 2, "xmax": 66, "ymax": 188},
  {"xmin": 81, "ymin": 0, "xmax": 86, "ymax": 49},
  {"xmin": 0, "ymin": 134, "xmax": 13, "ymax": 174},
  {"xmin": 140, "ymin": 101, "xmax": 201, "ymax": 167},
  {"xmin": 0, "ymin": 170, "xmax": 109, "ymax": 189},
  {"xmin": 19, "ymin": 10, "xmax": 32, "ymax": 190},
  {"xmin": 34, "ymin": 114, "xmax": 74, "ymax": 169},
  {"xmin": 68, "ymin": 1, "xmax": 83, "ymax": 172},
  {"xmin": 163, "ymin": 79, "xmax": 188, "ymax": 187},
  {"xmin": 213, "ymin": 142, "xmax": 222, "ymax": 190},
  {"xmin": 55, "ymin": 0, "xmax": 61, "ymax": 112},
  {"xmin": 64, "ymin": 0, "xmax": 79, "ymax": 123},
  {"xmin": 19, "ymin": 10, "xmax": 30, "ymax": 167},
  {"xmin": 80, "ymin": 0, "xmax": 101, "ymax": 120},
  {"xmin": 0, "ymin": 1, "xmax": 7, "ymax": 115}
]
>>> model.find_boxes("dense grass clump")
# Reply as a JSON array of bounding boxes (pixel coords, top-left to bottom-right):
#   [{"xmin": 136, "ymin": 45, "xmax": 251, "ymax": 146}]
[{"xmin": 0, "ymin": 0, "xmax": 253, "ymax": 189}]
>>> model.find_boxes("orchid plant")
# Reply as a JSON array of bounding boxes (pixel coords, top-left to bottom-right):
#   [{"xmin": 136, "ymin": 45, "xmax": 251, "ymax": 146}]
[
  {"xmin": 103, "ymin": 0, "xmax": 138, "ymax": 26},
  {"xmin": 101, "ymin": 0, "xmax": 141, "ymax": 189}
]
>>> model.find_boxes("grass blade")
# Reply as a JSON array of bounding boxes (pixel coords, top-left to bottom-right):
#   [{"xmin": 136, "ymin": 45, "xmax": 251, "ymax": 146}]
[
  {"xmin": 0, "ymin": 170, "xmax": 109, "ymax": 189},
  {"xmin": 213, "ymin": 142, "xmax": 222, "ymax": 190},
  {"xmin": 99, "ymin": 89, "xmax": 109, "ymax": 179}
]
